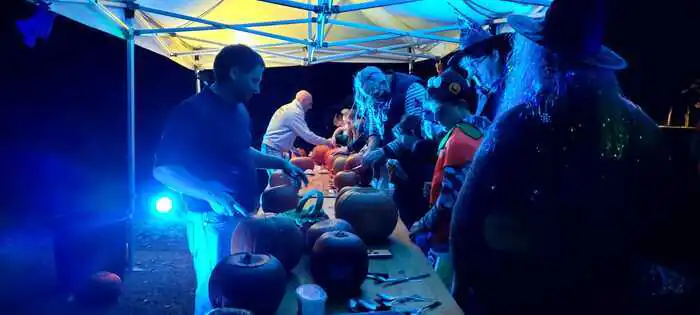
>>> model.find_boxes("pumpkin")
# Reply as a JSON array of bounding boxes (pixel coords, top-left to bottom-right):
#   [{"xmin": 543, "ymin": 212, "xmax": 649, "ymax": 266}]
[
  {"xmin": 310, "ymin": 231, "xmax": 369, "ymax": 298},
  {"xmin": 209, "ymin": 253, "xmax": 286, "ymax": 315},
  {"xmin": 335, "ymin": 187, "xmax": 398, "ymax": 244},
  {"xmin": 333, "ymin": 171, "xmax": 359, "ymax": 190},
  {"xmin": 331, "ymin": 155, "xmax": 348, "ymax": 174},
  {"xmin": 269, "ymin": 171, "xmax": 292, "ymax": 187},
  {"xmin": 343, "ymin": 154, "xmax": 363, "ymax": 171},
  {"xmin": 324, "ymin": 152, "xmax": 336, "ymax": 170},
  {"xmin": 310, "ymin": 145, "xmax": 332, "ymax": 165},
  {"xmin": 260, "ymin": 185, "xmax": 299, "ymax": 214},
  {"xmin": 306, "ymin": 219, "xmax": 355, "ymax": 251},
  {"xmin": 291, "ymin": 156, "xmax": 315, "ymax": 171},
  {"xmin": 73, "ymin": 271, "xmax": 122, "ymax": 307},
  {"xmin": 231, "ymin": 213, "xmax": 305, "ymax": 271}
]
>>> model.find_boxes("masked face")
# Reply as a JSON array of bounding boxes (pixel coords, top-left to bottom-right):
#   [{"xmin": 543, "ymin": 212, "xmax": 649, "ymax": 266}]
[{"xmin": 365, "ymin": 72, "xmax": 391, "ymax": 102}]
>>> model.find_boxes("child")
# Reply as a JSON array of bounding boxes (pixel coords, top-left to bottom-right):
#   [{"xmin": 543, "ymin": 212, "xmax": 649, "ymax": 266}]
[{"xmin": 409, "ymin": 69, "xmax": 488, "ymax": 249}]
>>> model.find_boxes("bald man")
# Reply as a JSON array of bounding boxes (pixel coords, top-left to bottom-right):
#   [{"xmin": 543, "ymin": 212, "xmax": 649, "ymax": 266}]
[{"xmin": 262, "ymin": 90, "xmax": 332, "ymax": 161}]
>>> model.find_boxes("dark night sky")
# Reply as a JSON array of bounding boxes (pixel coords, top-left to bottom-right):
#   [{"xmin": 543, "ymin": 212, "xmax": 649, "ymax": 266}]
[{"xmin": 1, "ymin": 1, "xmax": 699, "ymax": 220}]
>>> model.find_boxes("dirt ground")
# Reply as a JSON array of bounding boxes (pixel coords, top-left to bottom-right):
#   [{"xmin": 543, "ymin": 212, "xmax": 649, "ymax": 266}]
[{"xmin": 0, "ymin": 212, "xmax": 196, "ymax": 315}]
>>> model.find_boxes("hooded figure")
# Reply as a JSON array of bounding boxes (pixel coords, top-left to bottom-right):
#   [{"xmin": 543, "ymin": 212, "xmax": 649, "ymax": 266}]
[{"xmin": 449, "ymin": 1, "xmax": 677, "ymax": 314}]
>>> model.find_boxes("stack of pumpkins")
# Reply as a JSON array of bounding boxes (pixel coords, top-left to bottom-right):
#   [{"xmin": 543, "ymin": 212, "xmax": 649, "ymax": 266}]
[
  {"xmin": 210, "ymin": 187, "xmax": 399, "ymax": 313},
  {"xmin": 211, "ymin": 190, "xmax": 323, "ymax": 314},
  {"xmin": 309, "ymin": 144, "xmax": 372, "ymax": 191}
]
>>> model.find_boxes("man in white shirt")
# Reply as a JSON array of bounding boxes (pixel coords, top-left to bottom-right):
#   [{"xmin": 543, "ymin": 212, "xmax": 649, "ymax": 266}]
[{"xmin": 262, "ymin": 90, "xmax": 332, "ymax": 161}]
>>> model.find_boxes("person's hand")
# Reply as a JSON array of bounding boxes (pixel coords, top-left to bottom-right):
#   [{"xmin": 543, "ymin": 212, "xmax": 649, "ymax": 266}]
[
  {"xmin": 422, "ymin": 182, "xmax": 432, "ymax": 198},
  {"xmin": 362, "ymin": 148, "xmax": 385, "ymax": 167},
  {"xmin": 283, "ymin": 161, "xmax": 309, "ymax": 187},
  {"xmin": 409, "ymin": 221, "xmax": 427, "ymax": 239},
  {"xmin": 208, "ymin": 192, "xmax": 249, "ymax": 218},
  {"xmin": 328, "ymin": 137, "xmax": 336, "ymax": 147},
  {"xmin": 331, "ymin": 146, "xmax": 348, "ymax": 156},
  {"xmin": 386, "ymin": 159, "xmax": 408, "ymax": 182}
]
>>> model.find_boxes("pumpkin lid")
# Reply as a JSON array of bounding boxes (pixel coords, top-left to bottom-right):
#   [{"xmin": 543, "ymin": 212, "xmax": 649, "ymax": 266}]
[{"xmin": 232, "ymin": 252, "xmax": 271, "ymax": 268}]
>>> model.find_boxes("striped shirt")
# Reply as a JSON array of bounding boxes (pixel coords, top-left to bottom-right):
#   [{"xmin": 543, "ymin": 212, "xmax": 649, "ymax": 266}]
[
  {"xmin": 414, "ymin": 121, "xmax": 483, "ymax": 244},
  {"xmin": 383, "ymin": 83, "xmax": 445, "ymax": 154}
]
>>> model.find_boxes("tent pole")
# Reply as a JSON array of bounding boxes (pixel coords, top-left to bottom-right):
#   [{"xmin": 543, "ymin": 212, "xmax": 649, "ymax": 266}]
[
  {"xmin": 194, "ymin": 56, "xmax": 202, "ymax": 93},
  {"xmin": 125, "ymin": 6, "xmax": 137, "ymax": 272}
]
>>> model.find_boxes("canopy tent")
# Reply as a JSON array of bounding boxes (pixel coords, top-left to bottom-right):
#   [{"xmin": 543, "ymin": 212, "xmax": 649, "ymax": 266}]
[
  {"xmin": 24, "ymin": 0, "xmax": 550, "ymax": 269},
  {"xmin": 38, "ymin": 0, "xmax": 549, "ymax": 69}
]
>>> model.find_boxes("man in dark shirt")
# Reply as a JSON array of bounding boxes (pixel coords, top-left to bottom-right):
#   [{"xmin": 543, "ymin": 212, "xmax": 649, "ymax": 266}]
[{"xmin": 153, "ymin": 44, "xmax": 307, "ymax": 315}]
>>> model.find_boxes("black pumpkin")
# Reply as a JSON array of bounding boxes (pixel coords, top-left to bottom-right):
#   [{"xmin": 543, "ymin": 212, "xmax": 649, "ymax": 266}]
[
  {"xmin": 306, "ymin": 219, "xmax": 355, "ymax": 251},
  {"xmin": 335, "ymin": 187, "xmax": 398, "ymax": 244},
  {"xmin": 310, "ymin": 231, "xmax": 368, "ymax": 299},
  {"xmin": 260, "ymin": 185, "xmax": 299, "ymax": 213},
  {"xmin": 209, "ymin": 253, "xmax": 286, "ymax": 315},
  {"xmin": 231, "ymin": 213, "xmax": 305, "ymax": 271}
]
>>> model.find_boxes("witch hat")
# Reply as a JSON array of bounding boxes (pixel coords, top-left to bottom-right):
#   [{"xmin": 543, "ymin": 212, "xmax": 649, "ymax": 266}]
[{"xmin": 508, "ymin": 0, "xmax": 627, "ymax": 70}]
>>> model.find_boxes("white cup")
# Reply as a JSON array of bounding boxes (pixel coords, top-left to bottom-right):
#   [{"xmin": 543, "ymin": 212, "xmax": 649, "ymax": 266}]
[{"xmin": 295, "ymin": 284, "xmax": 327, "ymax": 315}]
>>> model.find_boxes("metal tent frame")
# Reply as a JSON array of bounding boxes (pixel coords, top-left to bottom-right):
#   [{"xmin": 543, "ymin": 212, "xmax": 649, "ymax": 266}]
[{"xmin": 29, "ymin": 0, "xmax": 549, "ymax": 269}]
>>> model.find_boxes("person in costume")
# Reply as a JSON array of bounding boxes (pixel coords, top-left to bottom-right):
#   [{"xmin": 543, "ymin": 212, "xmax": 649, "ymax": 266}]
[
  {"xmin": 339, "ymin": 66, "xmax": 444, "ymax": 189},
  {"xmin": 331, "ymin": 108, "xmax": 354, "ymax": 146},
  {"xmin": 384, "ymin": 114, "xmax": 432, "ymax": 228},
  {"xmin": 449, "ymin": 0, "xmax": 678, "ymax": 313},
  {"xmin": 408, "ymin": 69, "xmax": 486, "ymax": 249},
  {"xmin": 445, "ymin": 14, "xmax": 512, "ymax": 122}
]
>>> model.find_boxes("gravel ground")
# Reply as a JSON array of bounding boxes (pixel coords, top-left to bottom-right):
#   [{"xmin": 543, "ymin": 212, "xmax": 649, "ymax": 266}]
[{"xmin": 0, "ymin": 212, "xmax": 196, "ymax": 315}]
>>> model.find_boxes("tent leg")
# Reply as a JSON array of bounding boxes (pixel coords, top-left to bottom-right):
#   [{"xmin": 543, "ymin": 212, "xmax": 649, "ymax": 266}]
[
  {"xmin": 195, "ymin": 69, "xmax": 202, "ymax": 93},
  {"xmin": 126, "ymin": 9, "xmax": 137, "ymax": 272}
]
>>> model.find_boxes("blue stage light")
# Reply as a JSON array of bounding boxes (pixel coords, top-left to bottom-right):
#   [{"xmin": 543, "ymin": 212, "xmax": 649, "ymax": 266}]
[{"xmin": 153, "ymin": 196, "xmax": 174, "ymax": 213}]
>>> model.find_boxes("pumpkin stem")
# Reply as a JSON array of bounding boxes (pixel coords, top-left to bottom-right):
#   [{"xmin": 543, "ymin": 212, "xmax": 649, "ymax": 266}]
[{"xmin": 242, "ymin": 252, "xmax": 253, "ymax": 264}]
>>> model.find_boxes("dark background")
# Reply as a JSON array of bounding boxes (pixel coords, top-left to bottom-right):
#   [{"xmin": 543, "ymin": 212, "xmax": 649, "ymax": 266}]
[{"xmin": 1, "ymin": 1, "xmax": 699, "ymax": 223}]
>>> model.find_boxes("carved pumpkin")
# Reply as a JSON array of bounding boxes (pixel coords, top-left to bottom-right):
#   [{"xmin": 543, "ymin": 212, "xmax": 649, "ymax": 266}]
[
  {"xmin": 335, "ymin": 187, "xmax": 398, "ymax": 244},
  {"xmin": 231, "ymin": 213, "xmax": 305, "ymax": 271},
  {"xmin": 333, "ymin": 171, "xmax": 359, "ymax": 190},
  {"xmin": 209, "ymin": 253, "xmax": 286, "ymax": 315},
  {"xmin": 260, "ymin": 185, "xmax": 299, "ymax": 214},
  {"xmin": 291, "ymin": 156, "xmax": 315, "ymax": 171},
  {"xmin": 310, "ymin": 231, "xmax": 368, "ymax": 298}
]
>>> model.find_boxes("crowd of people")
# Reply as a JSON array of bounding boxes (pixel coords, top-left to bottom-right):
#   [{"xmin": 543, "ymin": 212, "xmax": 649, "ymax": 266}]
[{"xmin": 153, "ymin": 0, "xmax": 694, "ymax": 314}]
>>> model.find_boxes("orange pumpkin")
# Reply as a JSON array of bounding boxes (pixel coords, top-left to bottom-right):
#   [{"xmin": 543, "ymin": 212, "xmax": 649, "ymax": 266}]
[
  {"xmin": 332, "ymin": 156, "xmax": 348, "ymax": 174},
  {"xmin": 310, "ymin": 145, "xmax": 331, "ymax": 165},
  {"xmin": 291, "ymin": 156, "xmax": 315, "ymax": 171},
  {"xmin": 344, "ymin": 154, "xmax": 363, "ymax": 171}
]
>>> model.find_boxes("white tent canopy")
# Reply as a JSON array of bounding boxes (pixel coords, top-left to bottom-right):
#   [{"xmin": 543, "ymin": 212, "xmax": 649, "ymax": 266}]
[{"xmin": 41, "ymin": 0, "xmax": 549, "ymax": 69}]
